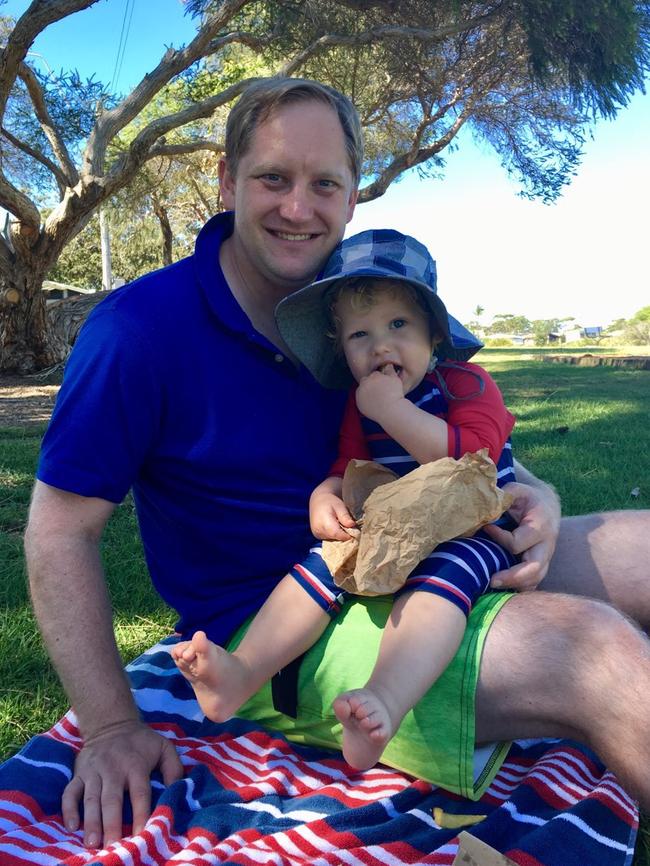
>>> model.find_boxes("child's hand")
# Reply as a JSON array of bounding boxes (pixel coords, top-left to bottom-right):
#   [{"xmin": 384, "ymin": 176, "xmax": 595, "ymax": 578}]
[
  {"xmin": 310, "ymin": 491, "xmax": 357, "ymax": 541},
  {"xmin": 356, "ymin": 364, "xmax": 405, "ymax": 420}
]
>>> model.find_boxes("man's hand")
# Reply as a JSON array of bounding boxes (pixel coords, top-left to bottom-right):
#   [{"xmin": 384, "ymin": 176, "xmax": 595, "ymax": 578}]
[
  {"xmin": 355, "ymin": 364, "xmax": 404, "ymax": 421},
  {"xmin": 62, "ymin": 719, "xmax": 183, "ymax": 849},
  {"xmin": 484, "ymin": 480, "xmax": 561, "ymax": 592},
  {"xmin": 310, "ymin": 491, "xmax": 357, "ymax": 541}
]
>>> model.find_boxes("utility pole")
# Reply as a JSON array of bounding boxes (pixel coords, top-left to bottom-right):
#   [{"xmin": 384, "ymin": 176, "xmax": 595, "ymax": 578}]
[{"xmin": 99, "ymin": 206, "xmax": 112, "ymax": 291}]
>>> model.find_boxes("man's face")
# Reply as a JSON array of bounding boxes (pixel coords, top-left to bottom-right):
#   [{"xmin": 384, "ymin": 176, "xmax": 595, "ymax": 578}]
[{"xmin": 219, "ymin": 100, "xmax": 358, "ymax": 298}]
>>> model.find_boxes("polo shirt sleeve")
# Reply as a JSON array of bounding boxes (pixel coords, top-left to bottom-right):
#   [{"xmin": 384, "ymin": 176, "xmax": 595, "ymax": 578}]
[
  {"xmin": 442, "ymin": 363, "xmax": 515, "ymax": 463},
  {"xmin": 37, "ymin": 302, "xmax": 163, "ymax": 504},
  {"xmin": 328, "ymin": 387, "xmax": 371, "ymax": 477}
]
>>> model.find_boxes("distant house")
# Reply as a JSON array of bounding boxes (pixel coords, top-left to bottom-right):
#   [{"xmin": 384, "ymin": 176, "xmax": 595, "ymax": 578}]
[
  {"xmin": 548, "ymin": 325, "xmax": 603, "ymax": 343},
  {"xmin": 562, "ymin": 327, "xmax": 584, "ymax": 343}
]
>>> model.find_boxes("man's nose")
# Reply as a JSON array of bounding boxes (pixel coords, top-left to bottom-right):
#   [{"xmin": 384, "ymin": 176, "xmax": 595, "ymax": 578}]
[{"xmin": 278, "ymin": 185, "xmax": 314, "ymax": 222}]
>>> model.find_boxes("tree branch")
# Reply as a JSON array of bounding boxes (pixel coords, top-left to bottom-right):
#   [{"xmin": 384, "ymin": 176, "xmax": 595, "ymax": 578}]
[
  {"xmin": 1, "ymin": 126, "xmax": 68, "ymax": 192},
  {"xmin": 0, "ymin": 0, "xmax": 100, "ymax": 122},
  {"xmin": 359, "ymin": 99, "xmax": 477, "ymax": 203},
  {"xmin": 0, "ymin": 171, "xmax": 41, "ymax": 229},
  {"xmin": 205, "ymin": 29, "xmax": 274, "ymax": 55},
  {"xmin": 187, "ymin": 172, "xmax": 215, "ymax": 218},
  {"xmin": 16, "ymin": 63, "xmax": 79, "ymax": 184},
  {"xmin": 105, "ymin": 78, "xmax": 255, "ymax": 191},
  {"xmin": 84, "ymin": 0, "xmax": 250, "ymax": 175},
  {"xmin": 146, "ymin": 139, "xmax": 225, "ymax": 160},
  {"xmin": 280, "ymin": 11, "xmax": 503, "ymax": 76}
]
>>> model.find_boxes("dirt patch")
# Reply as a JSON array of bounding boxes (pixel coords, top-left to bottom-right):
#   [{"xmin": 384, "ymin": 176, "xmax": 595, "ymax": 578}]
[
  {"xmin": 0, "ymin": 374, "xmax": 61, "ymax": 428},
  {"xmin": 543, "ymin": 354, "xmax": 650, "ymax": 370}
]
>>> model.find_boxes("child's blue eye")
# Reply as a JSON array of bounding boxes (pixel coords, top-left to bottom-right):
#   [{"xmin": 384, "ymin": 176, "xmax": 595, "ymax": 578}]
[
  {"xmin": 349, "ymin": 330, "xmax": 367, "ymax": 339},
  {"xmin": 391, "ymin": 319, "xmax": 406, "ymax": 329}
]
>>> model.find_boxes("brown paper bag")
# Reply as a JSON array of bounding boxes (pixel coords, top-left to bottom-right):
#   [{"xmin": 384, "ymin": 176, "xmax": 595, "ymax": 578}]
[
  {"xmin": 322, "ymin": 450, "xmax": 512, "ymax": 596},
  {"xmin": 451, "ymin": 831, "xmax": 518, "ymax": 866}
]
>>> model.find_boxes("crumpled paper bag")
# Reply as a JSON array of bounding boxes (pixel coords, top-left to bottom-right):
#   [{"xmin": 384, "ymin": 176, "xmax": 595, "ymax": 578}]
[
  {"xmin": 322, "ymin": 450, "xmax": 512, "ymax": 596},
  {"xmin": 451, "ymin": 831, "xmax": 518, "ymax": 865},
  {"xmin": 319, "ymin": 461, "xmax": 397, "ymax": 584}
]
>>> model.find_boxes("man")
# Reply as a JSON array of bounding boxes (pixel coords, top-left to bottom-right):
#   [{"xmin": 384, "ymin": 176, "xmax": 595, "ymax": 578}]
[{"xmin": 24, "ymin": 77, "xmax": 650, "ymax": 849}]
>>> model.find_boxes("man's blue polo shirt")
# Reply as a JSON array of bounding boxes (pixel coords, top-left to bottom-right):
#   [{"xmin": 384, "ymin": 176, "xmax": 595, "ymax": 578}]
[{"xmin": 37, "ymin": 212, "xmax": 346, "ymax": 644}]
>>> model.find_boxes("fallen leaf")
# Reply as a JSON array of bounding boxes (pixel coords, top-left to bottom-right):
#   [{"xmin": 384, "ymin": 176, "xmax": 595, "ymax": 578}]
[{"xmin": 433, "ymin": 807, "xmax": 487, "ymax": 828}]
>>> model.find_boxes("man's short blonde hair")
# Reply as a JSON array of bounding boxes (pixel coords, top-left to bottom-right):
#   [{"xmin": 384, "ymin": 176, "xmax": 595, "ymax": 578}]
[{"xmin": 225, "ymin": 77, "xmax": 363, "ymax": 184}]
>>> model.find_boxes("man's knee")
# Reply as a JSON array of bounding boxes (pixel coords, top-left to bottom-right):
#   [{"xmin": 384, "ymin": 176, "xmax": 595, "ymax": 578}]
[
  {"xmin": 476, "ymin": 592, "xmax": 648, "ymax": 741},
  {"xmin": 541, "ymin": 510, "xmax": 650, "ymax": 621}
]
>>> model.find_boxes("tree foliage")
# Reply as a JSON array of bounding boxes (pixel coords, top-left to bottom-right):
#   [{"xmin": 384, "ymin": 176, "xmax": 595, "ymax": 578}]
[
  {"xmin": 0, "ymin": 0, "xmax": 648, "ymax": 370},
  {"xmin": 623, "ymin": 305, "xmax": 650, "ymax": 343},
  {"xmin": 486, "ymin": 314, "xmax": 533, "ymax": 335},
  {"xmin": 531, "ymin": 317, "xmax": 562, "ymax": 345}
]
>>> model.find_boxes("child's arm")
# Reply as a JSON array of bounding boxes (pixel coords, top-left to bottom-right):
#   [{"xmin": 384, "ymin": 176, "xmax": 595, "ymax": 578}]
[
  {"xmin": 356, "ymin": 365, "xmax": 449, "ymax": 464},
  {"xmin": 310, "ymin": 476, "xmax": 358, "ymax": 541},
  {"xmin": 357, "ymin": 363, "xmax": 514, "ymax": 465}
]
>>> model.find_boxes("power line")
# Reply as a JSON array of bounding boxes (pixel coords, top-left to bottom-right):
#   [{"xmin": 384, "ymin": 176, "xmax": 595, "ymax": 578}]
[{"xmin": 110, "ymin": 0, "xmax": 136, "ymax": 94}]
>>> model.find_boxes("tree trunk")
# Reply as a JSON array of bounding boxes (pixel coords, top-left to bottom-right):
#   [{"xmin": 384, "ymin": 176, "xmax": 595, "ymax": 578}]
[
  {"xmin": 152, "ymin": 193, "xmax": 173, "ymax": 267},
  {"xmin": 0, "ymin": 192, "xmax": 106, "ymax": 373},
  {"xmin": 0, "ymin": 267, "xmax": 70, "ymax": 373},
  {"xmin": 47, "ymin": 290, "xmax": 111, "ymax": 348}
]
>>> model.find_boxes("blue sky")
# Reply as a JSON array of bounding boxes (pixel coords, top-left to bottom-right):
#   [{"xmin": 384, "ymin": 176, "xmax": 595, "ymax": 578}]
[{"xmin": 3, "ymin": 0, "xmax": 648, "ymax": 326}]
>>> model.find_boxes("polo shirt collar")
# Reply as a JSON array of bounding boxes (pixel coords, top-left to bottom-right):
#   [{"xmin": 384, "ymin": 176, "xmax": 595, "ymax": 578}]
[{"xmin": 193, "ymin": 210, "xmax": 254, "ymax": 337}]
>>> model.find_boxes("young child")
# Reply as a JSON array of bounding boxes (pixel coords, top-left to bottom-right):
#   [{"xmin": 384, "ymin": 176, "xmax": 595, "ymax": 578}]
[{"xmin": 173, "ymin": 229, "xmax": 517, "ymax": 772}]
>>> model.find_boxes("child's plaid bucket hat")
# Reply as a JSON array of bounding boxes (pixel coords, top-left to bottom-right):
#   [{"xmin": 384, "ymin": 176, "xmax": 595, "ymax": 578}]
[{"xmin": 275, "ymin": 229, "xmax": 483, "ymax": 389}]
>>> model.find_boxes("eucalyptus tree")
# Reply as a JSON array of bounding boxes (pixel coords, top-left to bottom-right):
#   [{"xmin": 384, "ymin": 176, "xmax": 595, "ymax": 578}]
[{"xmin": 0, "ymin": 0, "xmax": 647, "ymax": 371}]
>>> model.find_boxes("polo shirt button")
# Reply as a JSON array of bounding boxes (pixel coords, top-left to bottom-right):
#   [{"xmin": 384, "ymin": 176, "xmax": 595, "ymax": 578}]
[{"xmin": 274, "ymin": 353, "xmax": 284, "ymax": 363}]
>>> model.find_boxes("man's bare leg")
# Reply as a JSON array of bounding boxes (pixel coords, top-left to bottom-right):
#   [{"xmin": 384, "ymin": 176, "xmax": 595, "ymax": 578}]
[
  {"xmin": 475, "ymin": 591, "xmax": 650, "ymax": 810},
  {"xmin": 541, "ymin": 511, "xmax": 650, "ymax": 625}
]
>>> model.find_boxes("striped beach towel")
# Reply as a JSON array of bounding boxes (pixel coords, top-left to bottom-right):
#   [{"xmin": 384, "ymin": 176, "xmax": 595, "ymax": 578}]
[{"xmin": 0, "ymin": 637, "xmax": 638, "ymax": 865}]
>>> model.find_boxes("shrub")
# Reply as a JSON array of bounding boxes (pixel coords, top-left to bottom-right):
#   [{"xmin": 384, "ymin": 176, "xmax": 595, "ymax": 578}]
[{"xmin": 483, "ymin": 337, "xmax": 514, "ymax": 347}]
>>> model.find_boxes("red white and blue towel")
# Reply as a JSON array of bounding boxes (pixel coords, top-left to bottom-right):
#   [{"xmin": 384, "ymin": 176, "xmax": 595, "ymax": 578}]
[{"xmin": 0, "ymin": 637, "xmax": 638, "ymax": 865}]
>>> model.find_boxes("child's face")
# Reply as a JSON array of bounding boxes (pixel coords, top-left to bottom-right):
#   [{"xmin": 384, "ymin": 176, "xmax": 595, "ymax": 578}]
[{"xmin": 335, "ymin": 285, "xmax": 435, "ymax": 395}]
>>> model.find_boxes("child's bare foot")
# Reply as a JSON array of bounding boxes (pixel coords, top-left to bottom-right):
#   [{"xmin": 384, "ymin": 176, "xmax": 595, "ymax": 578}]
[
  {"xmin": 332, "ymin": 687, "xmax": 399, "ymax": 771},
  {"xmin": 172, "ymin": 630, "xmax": 257, "ymax": 722}
]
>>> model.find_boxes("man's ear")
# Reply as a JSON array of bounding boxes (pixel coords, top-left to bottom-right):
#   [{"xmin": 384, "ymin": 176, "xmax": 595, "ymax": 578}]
[
  {"xmin": 345, "ymin": 186, "xmax": 359, "ymax": 224},
  {"xmin": 219, "ymin": 158, "xmax": 236, "ymax": 209}
]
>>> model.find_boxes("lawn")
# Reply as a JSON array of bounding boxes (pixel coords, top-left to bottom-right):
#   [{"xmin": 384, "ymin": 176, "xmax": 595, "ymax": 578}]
[{"xmin": 0, "ymin": 346, "xmax": 648, "ymax": 861}]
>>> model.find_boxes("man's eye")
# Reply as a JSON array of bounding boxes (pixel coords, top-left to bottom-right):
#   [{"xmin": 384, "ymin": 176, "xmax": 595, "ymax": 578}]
[
  {"xmin": 316, "ymin": 179, "xmax": 336, "ymax": 190},
  {"xmin": 261, "ymin": 173, "xmax": 283, "ymax": 183}
]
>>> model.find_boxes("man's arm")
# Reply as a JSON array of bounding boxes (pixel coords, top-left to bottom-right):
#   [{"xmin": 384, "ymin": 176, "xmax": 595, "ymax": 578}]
[
  {"xmin": 483, "ymin": 459, "xmax": 562, "ymax": 591},
  {"xmin": 25, "ymin": 481, "xmax": 183, "ymax": 848}
]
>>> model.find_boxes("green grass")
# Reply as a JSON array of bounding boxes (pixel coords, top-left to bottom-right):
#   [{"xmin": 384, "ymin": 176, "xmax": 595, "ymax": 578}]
[
  {"xmin": 0, "ymin": 347, "xmax": 648, "ymax": 860},
  {"xmin": 0, "ymin": 425, "xmax": 176, "ymax": 760},
  {"xmin": 478, "ymin": 348, "xmax": 648, "ymax": 515}
]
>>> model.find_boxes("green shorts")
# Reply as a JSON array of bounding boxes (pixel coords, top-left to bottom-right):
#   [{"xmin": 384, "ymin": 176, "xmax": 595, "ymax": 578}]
[{"xmin": 228, "ymin": 590, "xmax": 514, "ymax": 799}]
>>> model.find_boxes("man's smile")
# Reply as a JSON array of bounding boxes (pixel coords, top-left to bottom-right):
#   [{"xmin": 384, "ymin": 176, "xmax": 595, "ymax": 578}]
[{"xmin": 272, "ymin": 231, "xmax": 317, "ymax": 241}]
